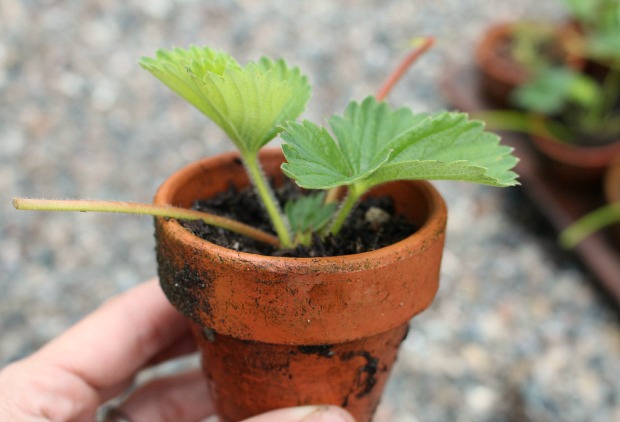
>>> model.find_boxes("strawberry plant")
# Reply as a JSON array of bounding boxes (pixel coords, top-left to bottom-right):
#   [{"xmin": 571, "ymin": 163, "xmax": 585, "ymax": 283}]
[{"xmin": 14, "ymin": 41, "xmax": 519, "ymax": 250}]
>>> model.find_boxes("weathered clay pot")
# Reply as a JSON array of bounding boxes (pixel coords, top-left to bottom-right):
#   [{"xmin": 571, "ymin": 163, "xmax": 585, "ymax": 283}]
[
  {"xmin": 531, "ymin": 135, "xmax": 620, "ymax": 186},
  {"xmin": 475, "ymin": 21, "xmax": 582, "ymax": 107},
  {"xmin": 153, "ymin": 148, "xmax": 447, "ymax": 422}
]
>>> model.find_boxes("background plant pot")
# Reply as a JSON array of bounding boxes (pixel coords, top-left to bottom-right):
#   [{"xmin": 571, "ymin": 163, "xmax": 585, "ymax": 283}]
[
  {"xmin": 531, "ymin": 135, "xmax": 620, "ymax": 186},
  {"xmin": 475, "ymin": 21, "xmax": 583, "ymax": 107},
  {"xmin": 153, "ymin": 148, "xmax": 447, "ymax": 422}
]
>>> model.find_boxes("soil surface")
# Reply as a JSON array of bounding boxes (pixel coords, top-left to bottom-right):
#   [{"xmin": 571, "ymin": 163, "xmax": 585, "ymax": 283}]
[{"xmin": 181, "ymin": 181, "xmax": 417, "ymax": 257}]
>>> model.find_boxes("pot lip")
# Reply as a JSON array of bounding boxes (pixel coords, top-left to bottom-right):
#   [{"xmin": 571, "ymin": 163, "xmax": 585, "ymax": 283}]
[
  {"xmin": 475, "ymin": 20, "xmax": 583, "ymax": 87},
  {"xmin": 475, "ymin": 21, "xmax": 529, "ymax": 85},
  {"xmin": 533, "ymin": 135, "xmax": 620, "ymax": 167},
  {"xmin": 154, "ymin": 149, "xmax": 447, "ymax": 271}
]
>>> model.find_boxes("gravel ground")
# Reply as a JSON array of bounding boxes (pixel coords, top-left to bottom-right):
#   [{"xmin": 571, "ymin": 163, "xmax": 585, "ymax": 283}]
[{"xmin": 2, "ymin": 1, "xmax": 619, "ymax": 421}]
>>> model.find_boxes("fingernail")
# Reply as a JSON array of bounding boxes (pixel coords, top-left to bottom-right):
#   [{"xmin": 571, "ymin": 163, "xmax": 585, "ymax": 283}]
[
  {"xmin": 243, "ymin": 405, "xmax": 355, "ymax": 422},
  {"xmin": 300, "ymin": 405, "xmax": 354, "ymax": 422}
]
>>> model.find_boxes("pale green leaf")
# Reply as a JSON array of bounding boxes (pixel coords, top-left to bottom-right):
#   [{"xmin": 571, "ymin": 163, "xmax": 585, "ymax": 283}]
[
  {"xmin": 588, "ymin": 31, "xmax": 620, "ymax": 59},
  {"xmin": 511, "ymin": 67, "xmax": 599, "ymax": 114},
  {"xmin": 139, "ymin": 46, "xmax": 240, "ymax": 119},
  {"xmin": 562, "ymin": 0, "xmax": 600, "ymax": 23},
  {"xmin": 140, "ymin": 46, "xmax": 311, "ymax": 156},
  {"xmin": 285, "ymin": 192, "xmax": 337, "ymax": 234},
  {"xmin": 329, "ymin": 97, "xmax": 429, "ymax": 176},
  {"xmin": 281, "ymin": 121, "xmax": 356, "ymax": 188},
  {"xmin": 281, "ymin": 97, "xmax": 427, "ymax": 189},
  {"xmin": 282, "ymin": 98, "xmax": 519, "ymax": 192},
  {"xmin": 372, "ymin": 113, "xmax": 519, "ymax": 187}
]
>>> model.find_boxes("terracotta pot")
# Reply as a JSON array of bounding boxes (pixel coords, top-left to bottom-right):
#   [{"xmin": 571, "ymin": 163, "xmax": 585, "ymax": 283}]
[
  {"xmin": 475, "ymin": 21, "xmax": 583, "ymax": 107},
  {"xmin": 153, "ymin": 148, "xmax": 447, "ymax": 421},
  {"xmin": 532, "ymin": 135, "xmax": 620, "ymax": 186}
]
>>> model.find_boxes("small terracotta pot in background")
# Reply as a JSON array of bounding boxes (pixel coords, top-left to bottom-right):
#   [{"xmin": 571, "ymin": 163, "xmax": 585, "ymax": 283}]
[
  {"xmin": 532, "ymin": 135, "xmax": 620, "ymax": 187},
  {"xmin": 475, "ymin": 21, "xmax": 583, "ymax": 107},
  {"xmin": 153, "ymin": 148, "xmax": 448, "ymax": 421}
]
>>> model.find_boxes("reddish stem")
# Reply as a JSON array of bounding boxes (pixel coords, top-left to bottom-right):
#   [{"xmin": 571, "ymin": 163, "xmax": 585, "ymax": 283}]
[
  {"xmin": 325, "ymin": 37, "xmax": 435, "ymax": 204},
  {"xmin": 375, "ymin": 37, "xmax": 436, "ymax": 101},
  {"xmin": 325, "ymin": 37, "xmax": 436, "ymax": 205}
]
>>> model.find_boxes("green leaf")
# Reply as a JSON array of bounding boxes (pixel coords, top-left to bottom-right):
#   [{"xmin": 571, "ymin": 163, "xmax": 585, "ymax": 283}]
[
  {"xmin": 371, "ymin": 113, "xmax": 519, "ymax": 187},
  {"xmin": 285, "ymin": 192, "xmax": 337, "ymax": 235},
  {"xmin": 139, "ymin": 46, "xmax": 240, "ymax": 116},
  {"xmin": 281, "ymin": 97, "xmax": 427, "ymax": 189},
  {"xmin": 509, "ymin": 22, "xmax": 557, "ymax": 71},
  {"xmin": 562, "ymin": 0, "xmax": 600, "ymax": 23},
  {"xmin": 561, "ymin": 0, "xmax": 620, "ymax": 61},
  {"xmin": 511, "ymin": 67, "xmax": 599, "ymax": 114},
  {"xmin": 559, "ymin": 203, "xmax": 620, "ymax": 248},
  {"xmin": 281, "ymin": 97, "xmax": 518, "ymax": 192},
  {"xmin": 140, "ymin": 46, "xmax": 311, "ymax": 156},
  {"xmin": 281, "ymin": 121, "xmax": 358, "ymax": 189},
  {"xmin": 588, "ymin": 31, "xmax": 620, "ymax": 59}
]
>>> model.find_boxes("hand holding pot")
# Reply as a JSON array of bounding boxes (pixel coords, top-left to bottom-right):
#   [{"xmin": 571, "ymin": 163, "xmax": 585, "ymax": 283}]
[{"xmin": 0, "ymin": 278, "xmax": 354, "ymax": 422}]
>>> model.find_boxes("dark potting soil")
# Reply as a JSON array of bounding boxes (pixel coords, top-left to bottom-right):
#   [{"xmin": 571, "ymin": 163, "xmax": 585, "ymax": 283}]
[{"xmin": 180, "ymin": 181, "xmax": 417, "ymax": 258}]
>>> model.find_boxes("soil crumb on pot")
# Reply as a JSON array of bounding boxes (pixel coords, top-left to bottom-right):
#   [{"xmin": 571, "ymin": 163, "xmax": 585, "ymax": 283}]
[{"xmin": 180, "ymin": 181, "xmax": 417, "ymax": 257}]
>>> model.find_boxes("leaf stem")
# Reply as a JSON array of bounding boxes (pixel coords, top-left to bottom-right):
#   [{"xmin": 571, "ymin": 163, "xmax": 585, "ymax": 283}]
[
  {"xmin": 559, "ymin": 203, "xmax": 620, "ymax": 248},
  {"xmin": 324, "ymin": 37, "xmax": 436, "ymax": 206},
  {"xmin": 243, "ymin": 154, "xmax": 293, "ymax": 248},
  {"xmin": 472, "ymin": 110, "xmax": 574, "ymax": 142},
  {"xmin": 12, "ymin": 197, "xmax": 281, "ymax": 247},
  {"xmin": 326, "ymin": 184, "xmax": 365, "ymax": 237},
  {"xmin": 375, "ymin": 36, "xmax": 436, "ymax": 101}
]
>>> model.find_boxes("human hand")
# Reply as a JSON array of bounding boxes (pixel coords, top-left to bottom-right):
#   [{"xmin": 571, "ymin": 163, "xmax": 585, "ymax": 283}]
[{"xmin": 0, "ymin": 278, "xmax": 354, "ymax": 422}]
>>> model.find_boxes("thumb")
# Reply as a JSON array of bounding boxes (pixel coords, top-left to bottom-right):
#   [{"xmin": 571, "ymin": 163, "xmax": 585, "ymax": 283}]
[{"xmin": 242, "ymin": 405, "xmax": 355, "ymax": 422}]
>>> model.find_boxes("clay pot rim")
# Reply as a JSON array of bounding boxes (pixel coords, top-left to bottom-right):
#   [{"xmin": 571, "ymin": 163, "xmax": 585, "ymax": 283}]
[
  {"xmin": 475, "ymin": 21, "xmax": 531, "ymax": 86},
  {"xmin": 154, "ymin": 149, "xmax": 447, "ymax": 271},
  {"xmin": 475, "ymin": 20, "xmax": 584, "ymax": 89},
  {"xmin": 533, "ymin": 135, "xmax": 620, "ymax": 168},
  {"xmin": 155, "ymin": 148, "xmax": 447, "ymax": 344}
]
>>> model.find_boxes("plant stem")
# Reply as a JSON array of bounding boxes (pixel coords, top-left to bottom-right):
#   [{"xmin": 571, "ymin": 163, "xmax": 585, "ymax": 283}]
[
  {"xmin": 324, "ymin": 37, "xmax": 436, "ymax": 206},
  {"xmin": 12, "ymin": 198, "xmax": 281, "ymax": 247},
  {"xmin": 375, "ymin": 36, "xmax": 436, "ymax": 101},
  {"xmin": 473, "ymin": 110, "xmax": 574, "ymax": 142},
  {"xmin": 242, "ymin": 154, "xmax": 293, "ymax": 248},
  {"xmin": 326, "ymin": 184, "xmax": 365, "ymax": 237},
  {"xmin": 559, "ymin": 203, "xmax": 620, "ymax": 248}
]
